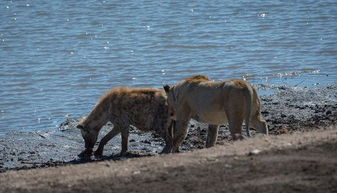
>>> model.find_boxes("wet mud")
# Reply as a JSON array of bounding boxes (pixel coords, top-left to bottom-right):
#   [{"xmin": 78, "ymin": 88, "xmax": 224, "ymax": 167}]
[{"xmin": 0, "ymin": 84, "xmax": 336, "ymax": 172}]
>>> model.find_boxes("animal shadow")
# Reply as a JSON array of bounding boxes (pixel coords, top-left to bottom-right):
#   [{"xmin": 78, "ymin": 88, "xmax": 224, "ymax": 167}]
[{"xmin": 71, "ymin": 151, "xmax": 156, "ymax": 164}]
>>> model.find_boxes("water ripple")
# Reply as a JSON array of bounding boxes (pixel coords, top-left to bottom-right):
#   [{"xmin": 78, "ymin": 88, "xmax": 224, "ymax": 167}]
[{"xmin": 0, "ymin": 0, "xmax": 337, "ymax": 134}]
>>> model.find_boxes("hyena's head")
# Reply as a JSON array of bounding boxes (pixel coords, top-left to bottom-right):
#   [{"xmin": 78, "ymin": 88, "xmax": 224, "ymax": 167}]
[{"xmin": 77, "ymin": 117, "xmax": 99, "ymax": 151}]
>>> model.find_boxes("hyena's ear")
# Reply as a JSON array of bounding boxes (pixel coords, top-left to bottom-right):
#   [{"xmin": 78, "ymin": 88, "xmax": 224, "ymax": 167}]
[{"xmin": 163, "ymin": 85, "xmax": 170, "ymax": 93}]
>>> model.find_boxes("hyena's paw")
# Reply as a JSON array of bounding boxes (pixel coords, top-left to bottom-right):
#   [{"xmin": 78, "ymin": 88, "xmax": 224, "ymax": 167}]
[
  {"xmin": 94, "ymin": 149, "xmax": 103, "ymax": 158},
  {"xmin": 118, "ymin": 151, "xmax": 128, "ymax": 157},
  {"xmin": 78, "ymin": 148, "xmax": 93, "ymax": 158},
  {"xmin": 160, "ymin": 145, "xmax": 173, "ymax": 154}
]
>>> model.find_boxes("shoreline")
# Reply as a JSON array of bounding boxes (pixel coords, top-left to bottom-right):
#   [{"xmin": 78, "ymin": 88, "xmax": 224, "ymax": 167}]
[
  {"xmin": 0, "ymin": 84, "xmax": 336, "ymax": 172},
  {"xmin": 1, "ymin": 126, "xmax": 337, "ymax": 193}
]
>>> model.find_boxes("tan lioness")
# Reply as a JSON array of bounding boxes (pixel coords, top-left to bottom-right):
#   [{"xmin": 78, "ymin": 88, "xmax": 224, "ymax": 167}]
[
  {"xmin": 163, "ymin": 75, "xmax": 268, "ymax": 152},
  {"xmin": 77, "ymin": 87, "xmax": 173, "ymax": 158}
]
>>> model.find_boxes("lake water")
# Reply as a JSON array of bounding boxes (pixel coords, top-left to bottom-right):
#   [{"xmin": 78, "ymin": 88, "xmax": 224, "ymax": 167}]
[{"xmin": 1, "ymin": 0, "xmax": 336, "ymax": 135}]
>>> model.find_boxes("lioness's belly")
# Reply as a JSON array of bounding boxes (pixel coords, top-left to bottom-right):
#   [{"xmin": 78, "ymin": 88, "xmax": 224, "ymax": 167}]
[{"xmin": 196, "ymin": 111, "xmax": 228, "ymax": 125}]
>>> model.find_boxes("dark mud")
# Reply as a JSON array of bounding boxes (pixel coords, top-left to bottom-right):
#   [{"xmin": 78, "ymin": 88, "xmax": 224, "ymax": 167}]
[{"xmin": 0, "ymin": 84, "xmax": 336, "ymax": 172}]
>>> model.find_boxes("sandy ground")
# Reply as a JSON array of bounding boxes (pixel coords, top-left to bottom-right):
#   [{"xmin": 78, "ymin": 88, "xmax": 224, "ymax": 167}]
[{"xmin": 1, "ymin": 126, "xmax": 337, "ymax": 193}]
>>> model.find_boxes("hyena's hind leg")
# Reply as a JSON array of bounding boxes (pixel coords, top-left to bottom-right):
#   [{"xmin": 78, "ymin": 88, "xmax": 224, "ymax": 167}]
[
  {"xmin": 94, "ymin": 126, "xmax": 121, "ymax": 157},
  {"xmin": 206, "ymin": 124, "xmax": 218, "ymax": 148}
]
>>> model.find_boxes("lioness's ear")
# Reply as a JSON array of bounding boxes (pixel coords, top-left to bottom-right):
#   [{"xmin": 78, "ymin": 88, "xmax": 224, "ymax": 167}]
[
  {"xmin": 163, "ymin": 85, "xmax": 170, "ymax": 93},
  {"xmin": 77, "ymin": 125, "xmax": 84, "ymax": 130},
  {"xmin": 79, "ymin": 116, "xmax": 87, "ymax": 123}
]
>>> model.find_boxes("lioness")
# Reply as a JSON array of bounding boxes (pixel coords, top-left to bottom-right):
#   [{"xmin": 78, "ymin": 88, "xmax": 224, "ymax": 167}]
[
  {"xmin": 77, "ymin": 87, "xmax": 173, "ymax": 158},
  {"xmin": 164, "ymin": 75, "xmax": 268, "ymax": 152}
]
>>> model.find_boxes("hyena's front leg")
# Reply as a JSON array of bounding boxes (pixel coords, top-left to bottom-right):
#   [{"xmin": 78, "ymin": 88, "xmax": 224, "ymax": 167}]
[
  {"xmin": 120, "ymin": 126, "xmax": 130, "ymax": 156},
  {"xmin": 94, "ymin": 127, "xmax": 121, "ymax": 157},
  {"xmin": 206, "ymin": 124, "xmax": 219, "ymax": 148},
  {"xmin": 172, "ymin": 120, "xmax": 189, "ymax": 153}
]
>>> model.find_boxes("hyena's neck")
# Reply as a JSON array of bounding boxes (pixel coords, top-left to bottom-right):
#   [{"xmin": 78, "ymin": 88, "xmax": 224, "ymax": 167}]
[{"xmin": 84, "ymin": 99, "xmax": 110, "ymax": 131}]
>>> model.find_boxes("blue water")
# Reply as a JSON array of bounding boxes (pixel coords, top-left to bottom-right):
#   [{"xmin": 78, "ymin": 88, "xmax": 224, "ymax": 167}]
[{"xmin": 1, "ymin": 0, "xmax": 337, "ymax": 135}]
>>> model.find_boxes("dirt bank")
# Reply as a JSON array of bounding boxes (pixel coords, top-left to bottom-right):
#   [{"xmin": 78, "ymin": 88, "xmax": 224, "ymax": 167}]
[
  {"xmin": 1, "ymin": 126, "xmax": 337, "ymax": 193},
  {"xmin": 0, "ymin": 84, "xmax": 336, "ymax": 172}
]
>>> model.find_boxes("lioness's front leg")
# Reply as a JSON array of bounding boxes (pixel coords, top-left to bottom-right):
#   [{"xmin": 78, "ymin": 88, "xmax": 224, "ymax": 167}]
[
  {"xmin": 172, "ymin": 120, "xmax": 189, "ymax": 153},
  {"xmin": 206, "ymin": 124, "xmax": 219, "ymax": 148},
  {"xmin": 161, "ymin": 120, "xmax": 175, "ymax": 154},
  {"xmin": 94, "ymin": 127, "xmax": 121, "ymax": 157}
]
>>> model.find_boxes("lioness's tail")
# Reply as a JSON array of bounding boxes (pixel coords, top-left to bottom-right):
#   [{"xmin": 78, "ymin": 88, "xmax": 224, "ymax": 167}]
[{"xmin": 244, "ymin": 86, "xmax": 253, "ymax": 137}]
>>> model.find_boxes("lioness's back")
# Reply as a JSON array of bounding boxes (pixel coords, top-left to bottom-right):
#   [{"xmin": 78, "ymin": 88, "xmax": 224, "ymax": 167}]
[{"xmin": 185, "ymin": 75, "xmax": 211, "ymax": 82}]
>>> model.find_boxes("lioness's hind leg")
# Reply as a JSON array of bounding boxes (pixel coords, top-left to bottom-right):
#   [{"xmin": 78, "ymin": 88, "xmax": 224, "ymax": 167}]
[
  {"xmin": 206, "ymin": 124, "xmax": 218, "ymax": 148},
  {"xmin": 95, "ymin": 127, "xmax": 121, "ymax": 157},
  {"xmin": 228, "ymin": 114, "xmax": 244, "ymax": 140}
]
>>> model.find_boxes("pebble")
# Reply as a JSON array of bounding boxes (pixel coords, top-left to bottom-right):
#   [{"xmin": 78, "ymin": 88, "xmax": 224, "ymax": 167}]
[
  {"xmin": 133, "ymin": 170, "xmax": 141, "ymax": 175},
  {"xmin": 248, "ymin": 149, "xmax": 261, "ymax": 156},
  {"xmin": 105, "ymin": 162, "xmax": 111, "ymax": 167},
  {"xmin": 206, "ymin": 157, "xmax": 219, "ymax": 162}
]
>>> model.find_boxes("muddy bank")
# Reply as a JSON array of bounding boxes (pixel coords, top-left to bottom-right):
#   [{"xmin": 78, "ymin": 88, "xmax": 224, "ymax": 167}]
[{"xmin": 0, "ymin": 84, "xmax": 336, "ymax": 172}]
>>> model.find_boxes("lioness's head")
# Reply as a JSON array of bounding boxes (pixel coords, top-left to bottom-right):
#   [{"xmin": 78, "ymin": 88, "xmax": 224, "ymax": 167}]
[
  {"xmin": 77, "ymin": 117, "xmax": 99, "ymax": 153},
  {"xmin": 163, "ymin": 85, "xmax": 177, "ymax": 120}
]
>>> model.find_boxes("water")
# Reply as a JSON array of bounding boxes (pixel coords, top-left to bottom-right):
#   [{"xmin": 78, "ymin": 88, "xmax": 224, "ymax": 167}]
[{"xmin": 1, "ymin": 0, "xmax": 336, "ymax": 135}]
